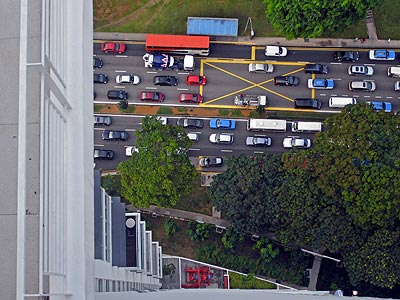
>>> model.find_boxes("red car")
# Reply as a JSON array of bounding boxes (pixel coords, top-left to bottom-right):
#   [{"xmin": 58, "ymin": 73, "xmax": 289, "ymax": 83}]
[
  {"xmin": 140, "ymin": 91, "xmax": 165, "ymax": 102},
  {"xmin": 101, "ymin": 42, "xmax": 126, "ymax": 54},
  {"xmin": 178, "ymin": 93, "xmax": 203, "ymax": 103},
  {"xmin": 186, "ymin": 75, "xmax": 207, "ymax": 86}
]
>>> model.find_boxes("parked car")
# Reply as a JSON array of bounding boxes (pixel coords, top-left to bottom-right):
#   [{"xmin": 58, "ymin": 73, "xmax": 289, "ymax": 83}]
[
  {"xmin": 176, "ymin": 118, "xmax": 204, "ymax": 129},
  {"xmin": 107, "ymin": 90, "xmax": 128, "ymax": 100},
  {"xmin": 116, "ymin": 74, "xmax": 140, "ymax": 85},
  {"xmin": 199, "ymin": 156, "xmax": 224, "ymax": 167},
  {"xmin": 93, "ymin": 149, "xmax": 114, "ymax": 160},
  {"xmin": 367, "ymin": 101, "xmax": 392, "ymax": 112},
  {"xmin": 125, "ymin": 146, "xmax": 138, "ymax": 157},
  {"xmin": 156, "ymin": 116, "xmax": 168, "ymax": 125},
  {"xmin": 265, "ymin": 45, "xmax": 287, "ymax": 57},
  {"xmin": 248, "ymin": 63, "xmax": 274, "ymax": 73},
  {"xmin": 333, "ymin": 51, "xmax": 360, "ymax": 62},
  {"xmin": 209, "ymin": 133, "xmax": 234, "ymax": 144},
  {"xmin": 153, "ymin": 75, "xmax": 178, "ymax": 86},
  {"xmin": 369, "ymin": 49, "xmax": 395, "ymax": 61},
  {"xmin": 304, "ymin": 63, "xmax": 328, "ymax": 74},
  {"xmin": 273, "ymin": 76, "xmax": 299, "ymax": 86},
  {"xmin": 186, "ymin": 75, "xmax": 207, "ymax": 86},
  {"xmin": 349, "ymin": 80, "xmax": 376, "ymax": 92},
  {"xmin": 294, "ymin": 98, "xmax": 321, "ymax": 109},
  {"xmin": 209, "ymin": 118, "xmax": 236, "ymax": 130},
  {"xmin": 178, "ymin": 93, "xmax": 203, "ymax": 103},
  {"xmin": 101, "ymin": 130, "xmax": 129, "ymax": 141},
  {"xmin": 140, "ymin": 91, "xmax": 165, "ymax": 102},
  {"xmin": 93, "ymin": 57, "xmax": 103, "ymax": 68},
  {"xmin": 307, "ymin": 78, "xmax": 334, "ymax": 89},
  {"xmin": 395, "ymin": 81, "xmax": 400, "ymax": 91},
  {"xmin": 94, "ymin": 116, "xmax": 112, "ymax": 126},
  {"xmin": 93, "ymin": 74, "xmax": 108, "ymax": 84},
  {"xmin": 283, "ymin": 137, "xmax": 311, "ymax": 149},
  {"xmin": 245, "ymin": 136, "xmax": 272, "ymax": 147},
  {"xmin": 348, "ymin": 65, "xmax": 374, "ymax": 76},
  {"xmin": 101, "ymin": 42, "xmax": 126, "ymax": 54}
]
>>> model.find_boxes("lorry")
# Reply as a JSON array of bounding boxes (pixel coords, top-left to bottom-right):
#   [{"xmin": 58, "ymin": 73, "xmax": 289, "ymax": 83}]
[
  {"xmin": 234, "ymin": 94, "xmax": 268, "ymax": 107},
  {"xmin": 142, "ymin": 53, "xmax": 195, "ymax": 71}
]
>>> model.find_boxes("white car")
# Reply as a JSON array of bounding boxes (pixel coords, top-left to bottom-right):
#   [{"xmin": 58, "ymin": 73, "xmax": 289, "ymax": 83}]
[
  {"xmin": 283, "ymin": 137, "xmax": 311, "ymax": 149},
  {"xmin": 156, "ymin": 116, "xmax": 167, "ymax": 125},
  {"xmin": 116, "ymin": 74, "xmax": 140, "ymax": 84},
  {"xmin": 248, "ymin": 63, "xmax": 274, "ymax": 73},
  {"xmin": 265, "ymin": 46, "xmax": 287, "ymax": 57},
  {"xmin": 125, "ymin": 146, "xmax": 138, "ymax": 157},
  {"xmin": 187, "ymin": 132, "xmax": 199, "ymax": 142},
  {"xmin": 209, "ymin": 133, "xmax": 234, "ymax": 145},
  {"xmin": 395, "ymin": 81, "xmax": 400, "ymax": 91}
]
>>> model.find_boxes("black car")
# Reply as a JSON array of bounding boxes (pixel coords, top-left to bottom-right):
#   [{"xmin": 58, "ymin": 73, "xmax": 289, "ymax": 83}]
[
  {"xmin": 176, "ymin": 118, "xmax": 204, "ymax": 129},
  {"xmin": 294, "ymin": 98, "xmax": 322, "ymax": 110},
  {"xmin": 94, "ymin": 116, "xmax": 112, "ymax": 126},
  {"xmin": 304, "ymin": 63, "xmax": 328, "ymax": 74},
  {"xmin": 93, "ymin": 57, "xmax": 103, "ymax": 68},
  {"xmin": 274, "ymin": 76, "xmax": 299, "ymax": 86},
  {"xmin": 101, "ymin": 130, "xmax": 129, "ymax": 141},
  {"xmin": 94, "ymin": 149, "xmax": 114, "ymax": 160},
  {"xmin": 153, "ymin": 75, "xmax": 178, "ymax": 86},
  {"xmin": 94, "ymin": 74, "xmax": 108, "ymax": 84},
  {"xmin": 333, "ymin": 51, "xmax": 360, "ymax": 62},
  {"xmin": 107, "ymin": 90, "xmax": 128, "ymax": 100},
  {"xmin": 245, "ymin": 136, "xmax": 272, "ymax": 147},
  {"xmin": 199, "ymin": 156, "xmax": 224, "ymax": 167}
]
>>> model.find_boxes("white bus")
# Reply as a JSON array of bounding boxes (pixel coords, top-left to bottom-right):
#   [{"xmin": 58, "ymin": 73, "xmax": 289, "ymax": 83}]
[
  {"xmin": 247, "ymin": 119, "xmax": 287, "ymax": 132},
  {"xmin": 291, "ymin": 121, "xmax": 322, "ymax": 133}
]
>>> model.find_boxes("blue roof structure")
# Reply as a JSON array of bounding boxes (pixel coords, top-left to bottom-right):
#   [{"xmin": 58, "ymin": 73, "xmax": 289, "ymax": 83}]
[{"xmin": 187, "ymin": 17, "xmax": 238, "ymax": 37}]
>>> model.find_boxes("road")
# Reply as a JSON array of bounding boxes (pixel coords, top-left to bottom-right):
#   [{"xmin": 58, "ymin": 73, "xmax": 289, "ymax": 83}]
[{"xmin": 93, "ymin": 42, "xmax": 400, "ymax": 170}]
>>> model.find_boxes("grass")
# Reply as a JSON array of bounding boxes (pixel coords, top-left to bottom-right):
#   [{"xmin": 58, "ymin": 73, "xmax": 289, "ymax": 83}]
[
  {"xmin": 94, "ymin": 104, "xmax": 107, "ymax": 112},
  {"xmin": 173, "ymin": 180, "xmax": 212, "ymax": 215},
  {"xmin": 157, "ymin": 106, "xmax": 173, "ymax": 115},
  {"xmin": 119, "ymin": 104, "xmax": 136, "ymax": 113},
  {"xmin": 229, "ymin": 272, "xmax": 276, "ymax": 289},
  {"xmin": 374, "ymin": 0, "xmax": 400, "ymax": 40}
]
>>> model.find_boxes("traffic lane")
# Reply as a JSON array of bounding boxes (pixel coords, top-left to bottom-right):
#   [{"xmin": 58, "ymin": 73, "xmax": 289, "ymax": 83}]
[{"xmin": 94, "ymin": 42, "xmax": 146, "ymax": 57}]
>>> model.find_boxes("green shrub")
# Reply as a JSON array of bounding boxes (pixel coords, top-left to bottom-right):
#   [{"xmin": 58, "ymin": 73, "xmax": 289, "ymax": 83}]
[
  {"xmin": 157, "ymin": 106, "xmax": 173, "ymax": 115},
  {"xmin": 229, "ymin": 272, "xmax": 276, "ymax": 289},
  {"xmin": 187, "ymin": 220, "xmax": 212, "ymax": 241},
  {"xmin": 164, "ymin": 218, "xmax": 179, "ymax": 238},
  {"xmin": 101, "ymin": 175, "xmax": 121, "ymax": 196}
]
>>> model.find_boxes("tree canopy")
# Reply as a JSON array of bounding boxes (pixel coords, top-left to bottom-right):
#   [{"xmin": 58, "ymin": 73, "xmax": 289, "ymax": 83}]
[
  {"xmin": 209, "ymin": 153, "xmax": 284, "ymax": 236},
  {"xmin": 263, "ymin": 0, "xmax": 382, "ymax": 39},
  {"xmin": 117, "ymin": 116, "xmax": 198, "ymax": 208}
]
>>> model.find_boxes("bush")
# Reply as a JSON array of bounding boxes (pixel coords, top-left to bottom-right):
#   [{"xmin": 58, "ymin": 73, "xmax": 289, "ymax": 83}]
[
  {"xmin": 187, "ymin": 220, "xmax": 212, "ymax": 241},
  {"xmin": 164, "ymin": 219, "xmax": 179, "ymax": 238},
  {"xmin": 221, "ymin": 227, "xmax": 244, "ymax": 252},
  {"xmin": 101, "ymin": 175, "xmax": 121, "ymax": 196},
  {"xmin": 229, "ymin": 272, "xmax": 276, "ymax": 289}
]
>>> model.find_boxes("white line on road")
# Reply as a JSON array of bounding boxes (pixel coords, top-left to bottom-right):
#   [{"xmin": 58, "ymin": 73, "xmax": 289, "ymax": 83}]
[
  {"xmin": 125, "ymin": 129, "xmax": 137, "ymax": 132},
  {"xmin": 387, "ymin": 96, "xmax": 393, "ymax": 99},
  {"xmin": 94, "ymin": 144, "xmax": 105, "ymax": 147},
  {"xmin": 375, "ymin": 96, "xmax": 382, "ymax": 98},
  {"xmin": 116, "ymin": 55, "xmax": 128, "ymax": 58},
  {"xmin": 178, "ymin": 72, "xmax": 189, "ymax": 75},
  {"xmin": 254, "ymin": 151, "xmax": 264, "ymax": 154},
  {"xmin": 146, "ymin": 71, "xmax": 158, "ymax": 74},
  {"xmin": 177, "ymin": 88, "xmax": 189, "ymax": 91},
  {"xmin": 145, "ymin": 87, "xmax": 157, "ymax": 90},
  {"xmin": 364, "ymin": 95, "xmax": 371, "ymax": 98},
  {"xmin": 189, "ymin": 148, "xmax": 200, "ymax": 151},
  {"xmin": 115, "ymin": 70, "xmax": 126, "ymax": 73},
  {"xmin": 114, "ymin": 86, "xmax": 125, "ymax": 89},
  {"xmin": 221, "ymin": 149, "xmax": 233, "ymax": 153}
]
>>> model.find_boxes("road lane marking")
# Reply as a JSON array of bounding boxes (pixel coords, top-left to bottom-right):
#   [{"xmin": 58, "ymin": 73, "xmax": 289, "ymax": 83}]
[
  {"xmin": 145, "ymin": 87, "xmax": 157, "ymax": 90},
  {"xmin": 177, "ymin": 88, "xmax": 188, "ymax": 91},
  {"xmin": 189, "ymin": 148, "xmax": 200, "ymax": 151},
  {"xmin": 114, "ymin": 86, "xmax": 125, "ymax": 89},
  {"xmin": 221, "ymin": 149, "xmax": 233, "ymax": 152},
  {"xmin": 115, "ymin": 70, "xmax": 126, "ymax": 73},
  {"xmin": 94, "ymin": 144, "xmax": 105, "ymax": 147},
  {"xmin": 116, "ymin": 55, "xmax": 128, "ymax": 58}
]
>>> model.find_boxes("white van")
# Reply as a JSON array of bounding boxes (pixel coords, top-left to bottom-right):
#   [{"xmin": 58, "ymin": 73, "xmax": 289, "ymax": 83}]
[
  {"xmin": 292, "ymin": 121, "xmax": 322, "ymax": 133},
  {"xmin": 387, "ymin": 66, "xmax": 400, "ymax": 78},
  {"xmin": 329, "ymin": 97, "xmax": 357, "ymax": 108}
]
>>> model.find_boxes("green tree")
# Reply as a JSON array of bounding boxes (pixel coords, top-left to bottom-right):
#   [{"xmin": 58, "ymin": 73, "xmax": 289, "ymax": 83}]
[
  {"xmin": 344, "ymin": 228, "xmax": 400, "ymax": 289},
  {"xmin": 253, "ymin": 238, "xmax": 279, "ymax": 262},
  {"xmin": 187, "ymin": 220, "xmax": 212, "ymax": 241},
  {"xmin": 101, "ymin": 174, "xmax": 121, "ymax": 196},
  {"xmin": 117, "ymin": 116, "xmax": 198, "ymax": 208},
  {"xmin": 208, "ymin": 154, "xmax": 284, "ymax": 236},
  {"xmin": 263, "ymin": 0, "xmax": 382, "ymax": 39},
  {"xmin": 221, "ymin": 227, "xmax": 244, "ymax": 252}
]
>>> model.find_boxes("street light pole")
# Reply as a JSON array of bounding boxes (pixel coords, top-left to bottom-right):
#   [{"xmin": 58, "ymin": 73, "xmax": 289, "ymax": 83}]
[{"xmin": 244, "ymin": 17, "xmax": 255, "ymax": 39}]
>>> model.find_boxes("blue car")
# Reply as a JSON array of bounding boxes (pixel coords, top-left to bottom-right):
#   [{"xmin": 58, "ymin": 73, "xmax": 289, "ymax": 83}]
[
  {"xmin": 209, "ymin": 118, "xmax": 236, "ymax": 130},
  {"xmin": 369, "ymin": 49, "xmax": 395, "ymax": 61},
  {"xmin": 367, "ymin": 101, "xmax": 392, "ymax": 112},
  {"xmin": 307, "ymin": 78, "xmax": 334, "ymax": 89}
]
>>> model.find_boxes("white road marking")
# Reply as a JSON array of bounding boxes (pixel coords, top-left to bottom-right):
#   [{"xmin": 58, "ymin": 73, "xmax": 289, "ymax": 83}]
[
  {"xmin": 147, "ymin": 71, "xmax": 158, "ymax": 74},
  {"xmin": 145, "ymin": 87, "xmax": 157, "ymax": 90},
  {"xmin": 114, "ymin": 86, "xmax": 125, "ymax": 89},
  {"xmin": 221, "ymin": 149, "xmax": 233, "ymax": 152},
  {"xmin": 254, "ymin": 151, "xmax": 264, "ymax": 154},
  {"xmin": 116, "ymin": 55, "xmax": 128, "ymax": 58},
  {"xmin": 178, "ymin": 72, "xmax": 189, "ymax": 75},
  {"xmin": 177, "ymin": 88, "xmax": 189, "ymax": 91},
  {"xmin": 125, "ymin": 129, "xmax": 136, "ymax": 132},
  {"xmin": 115, "ymin": 70, "xmax": 126, "ymax": 73},
  {"xmin": 189, "ymin": 148, "xmax": 200, "ymax": 151},
  {"xmin": 94, "ymin": 144, "xmax": 105, "ymax": 147}
]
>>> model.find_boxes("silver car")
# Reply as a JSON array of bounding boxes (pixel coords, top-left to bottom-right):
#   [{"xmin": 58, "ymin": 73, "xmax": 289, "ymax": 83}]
[
  {"xmin": 116, "ymin": 74, "xmax": 140, "ymax": 84},
  {"xmin": 348, "ymin": 65, "xmax": 374, "ymax": 76},
  {"xmin": 248, "ymin": 63, "xmax": 274, "ymax": 73}
]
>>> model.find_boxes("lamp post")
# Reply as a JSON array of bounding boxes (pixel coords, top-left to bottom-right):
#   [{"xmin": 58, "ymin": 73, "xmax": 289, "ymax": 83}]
[{"xmin": 244, "ymin": 17, "xmax": 255, "ymax": 39}]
